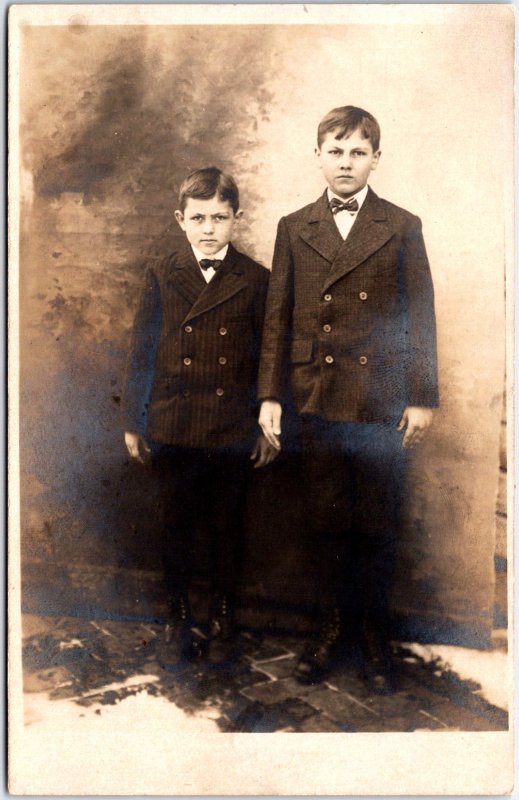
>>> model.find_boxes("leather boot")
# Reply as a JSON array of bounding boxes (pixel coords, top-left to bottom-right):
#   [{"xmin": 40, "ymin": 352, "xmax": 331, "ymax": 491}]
[
  {"xmin": 159, "ymin": 594, "xmax": 202, "ymax": 666},
  {"xmin": 206, "ymin": 594, "xmax": 237, "ymax": 666},
  {"xmin": 295, "ymin": 606, "xmax": 342, "ymax": 684}
]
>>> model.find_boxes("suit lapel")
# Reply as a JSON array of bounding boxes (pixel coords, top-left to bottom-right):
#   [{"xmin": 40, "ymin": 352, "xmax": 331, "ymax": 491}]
[
  {"xmin": 167, "ymin": 243, "xmax": 207, "ymax": 307},
  {"xmin": 183, "ymin": 243, "xmax": 248, "ymax": 323},
  {"xmin": 322, "ymin": 187, "xmax": 394, "ymax": 290},
  {"xmin": 298, "ymin": 191, "xmax": 343, "ymax": 263}
]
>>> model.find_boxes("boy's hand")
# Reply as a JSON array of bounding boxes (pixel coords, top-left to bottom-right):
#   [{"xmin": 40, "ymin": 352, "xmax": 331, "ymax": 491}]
[
  {"xmin": 250, "ymin": 434, "xmax": 280, "ymax": 469},
  {"xmin": 125, "ymin": 431, "xmax": 151, "ymax": 464},
  {"xmin": 397, "ymin": 407, "xmax": 435, "ymax": 449},
  {"xmin": 258, "ymin": 400, "xmax": 282, "ymax": 450}
]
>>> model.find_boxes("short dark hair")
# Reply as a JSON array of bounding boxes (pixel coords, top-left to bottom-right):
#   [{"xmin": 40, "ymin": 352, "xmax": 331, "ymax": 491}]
[
  {"xmin": 178, "ymin": 167, "xmax": 240, "ymax": 213},
  {"xmin": 317, "ymin": 106, "xmax": 381, "ymax": 151}
]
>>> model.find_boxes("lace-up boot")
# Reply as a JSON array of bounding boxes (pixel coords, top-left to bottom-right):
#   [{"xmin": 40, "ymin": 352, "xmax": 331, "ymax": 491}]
[
  {"xmin": 207, "ymin": 594, "xmax": 237, "ymax": 666},
  {"xmin": 159, "ymin": 594, "xmax": 202, "ymax": 666},
  {"xmin": 295, "ymin": 606, "xmax": 342, "ymax": 684},
  {"xmin": 361, "ymin": 616, "xmax": 394, "ymax": 694}
]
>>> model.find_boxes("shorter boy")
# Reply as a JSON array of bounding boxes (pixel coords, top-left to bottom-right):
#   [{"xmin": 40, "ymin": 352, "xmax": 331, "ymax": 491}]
[{"xmin": 123, "ymin": 167, "xmax": 276, "ymax": 666}]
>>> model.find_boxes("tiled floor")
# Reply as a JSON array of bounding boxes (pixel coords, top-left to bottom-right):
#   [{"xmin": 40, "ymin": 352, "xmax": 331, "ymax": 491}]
[{"xmin": 22, "ymin": 613, "xmax": 508, "ymax": 733}]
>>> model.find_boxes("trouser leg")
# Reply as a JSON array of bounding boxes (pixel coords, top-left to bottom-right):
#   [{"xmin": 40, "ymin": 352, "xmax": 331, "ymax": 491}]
[
  {"xmin": 153, "ymin": 446, "xmax": 201, "ymax": 601},
  {"xmin": 204, "ymin": 448, "xmax": 249, "ymax": 664},
  {"xmin": 298, "ymin": 417, "xmax": 407, "ymax": 685},
  {"xmin": 152, "ymin": 446, "xmax": 206, "ymax": 663},
  {"xmin": 206, "ymin": 450, "xmax": 249, "ymax": 602},
  {"xmin": 346, "ymin": 422, "xmax": 407, "ymax": 693},
  {"xmin": 295, "ymin": 419, "xmax": 352, "ymax": 682},
  {"xmin": 350, "ymin": 421, "xmax": 407, "ymax": 634},
  {"xmin": 316, "ymin": 530, "xmax": 352, "ymax": 607},
  {"xmin": 301, "ymin": 416, "xmax": 353, "ymax": 604}
]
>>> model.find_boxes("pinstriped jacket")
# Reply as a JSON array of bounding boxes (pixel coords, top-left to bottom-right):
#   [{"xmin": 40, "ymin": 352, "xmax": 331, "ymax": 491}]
[
  {"xmin": 123, "ymin": 241, "xmax": 269, "ymax": 448},
  {"xmin": 257, "ymin": 188, "xmax": 439, "ymax": 422}
]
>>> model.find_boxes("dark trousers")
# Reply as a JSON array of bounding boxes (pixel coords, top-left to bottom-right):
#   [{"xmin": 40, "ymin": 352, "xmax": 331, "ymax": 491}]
[
  {"xmin": 301, "ymin": 415, "xmax": 407, "ymax": 632},
  {"xmin": 153, "ymin": 445, "xmax": 250, "ymax": 604}
]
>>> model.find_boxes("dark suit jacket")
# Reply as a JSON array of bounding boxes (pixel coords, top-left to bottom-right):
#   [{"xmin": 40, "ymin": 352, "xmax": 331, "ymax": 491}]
[
  {"xmin": 123, "ymin": 241, "xmax": 269, "ymax": 448},
  {"xmin": 257, "ymin": 188, "xmax": 439, "ymax": 422}
]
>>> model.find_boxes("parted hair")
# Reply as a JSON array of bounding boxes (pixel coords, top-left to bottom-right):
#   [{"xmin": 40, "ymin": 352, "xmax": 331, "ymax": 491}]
[
  {"xmin": 178, "ymin": 167, "xmax": 240, "ymax": 213},
  {"xmin": 317, "ymin": 106, "xmax": 381, "ymax": 151}
]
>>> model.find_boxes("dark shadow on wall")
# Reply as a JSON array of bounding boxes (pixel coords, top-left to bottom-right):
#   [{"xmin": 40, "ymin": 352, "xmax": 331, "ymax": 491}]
[
  {"xmin": 20, "ymin": 25, "xmax": 308, "ymax": 621},
  {"xmin": 19, "ymin": 26, "xmax": 498, "ymax": 646},
  {"xmin": 28, "ymin": 26, "xmax": 273, "ymax": 256}
]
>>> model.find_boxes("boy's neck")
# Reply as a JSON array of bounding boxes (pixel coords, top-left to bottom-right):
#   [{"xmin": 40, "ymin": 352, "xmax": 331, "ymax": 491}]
[
  {"xmin": 326, "ymin": 184, "xmax": 369, "ymax": 204},
  {"xmin": 191, "ymin": 243, "xmax": 230, "ymax": 262}
]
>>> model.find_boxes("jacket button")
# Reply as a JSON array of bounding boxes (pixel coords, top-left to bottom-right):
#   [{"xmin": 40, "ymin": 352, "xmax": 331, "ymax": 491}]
[
  {"xmin": 216, "ymin": 387, "xmax": 224, "ymax": 396},
  {"xmin": 182, "ymin": 389, "xmax": 190, "ymax": 398},
  {"xmin": 219, "ymin": 327, "xmax": 227, "ymax": 336},
  {"xmin": 359, "ymin": 292, "xmax": 368, "ymax": 301},
  {"xmin": 183, "ymin": 357, "xmax": 192, "ymax": 366},
  {"xmin": 218, "ymin": 356, "xmax": 227, "ymax": 365},
  {"xmin": 325, "ymin": 355, "xmax": 334, "ymax": 364},
  {"xmin": 359, "ymin": 356, "xmax": 368, "ymax": 365},
  {"xmin": 323, "ymin": 324, "xmax": 332, "ymax": 333},
  {"xmin": 184, "ymin": 325, "xmax": 193, "ymax": 333},
  {"xmin": 324, "ymin": 294, "xmax": 332, "ymax": 302}
]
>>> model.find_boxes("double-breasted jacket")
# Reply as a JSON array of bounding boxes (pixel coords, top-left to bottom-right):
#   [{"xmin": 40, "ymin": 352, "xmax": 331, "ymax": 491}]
[
  {"xmin": 123, "ymin": 241, "xmax": 269, "ymax": 448},
  {"xmin": 257, "ymin": 188, "xmax": 439, "ymax": 422}
]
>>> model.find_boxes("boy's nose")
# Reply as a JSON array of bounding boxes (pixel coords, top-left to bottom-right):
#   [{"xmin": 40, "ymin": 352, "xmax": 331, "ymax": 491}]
[{"xmin": 203, "ymin": 219, "xmax": 214, "ymax": 233}]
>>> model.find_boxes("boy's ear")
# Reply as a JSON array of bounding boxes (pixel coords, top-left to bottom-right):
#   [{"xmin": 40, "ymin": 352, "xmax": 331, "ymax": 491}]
[
  {"xmin": 174, "ymin": 210, "xmax": 185, "ymax": 229},
  {"xmin": 234, "ymin": 209, "xmax": 243, "ymax": 221},
  {"xmin": 371, "ymin": 150, "xmax": 382, "ymax": 170}
]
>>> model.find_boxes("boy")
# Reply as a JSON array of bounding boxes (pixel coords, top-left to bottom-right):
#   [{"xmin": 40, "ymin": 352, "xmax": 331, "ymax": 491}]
[
  {"xmin": 123, "ymin": 167, "xmax": 276, "ymax": 667},
  {"xmin": 258, "ymin": 106, "xmax": 439, "ymax": 692}
]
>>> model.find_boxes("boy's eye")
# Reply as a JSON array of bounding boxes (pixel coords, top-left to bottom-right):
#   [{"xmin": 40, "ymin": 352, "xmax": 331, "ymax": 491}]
[{"xmin": 215, "ymin": 216, "xmax": 227, "ymax": 222}]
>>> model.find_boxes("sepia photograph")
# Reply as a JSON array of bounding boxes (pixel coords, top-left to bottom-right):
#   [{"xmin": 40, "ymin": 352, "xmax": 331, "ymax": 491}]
[{"xmin": 8, "ymin": 4, "xmax": 514, "ymax": 794}]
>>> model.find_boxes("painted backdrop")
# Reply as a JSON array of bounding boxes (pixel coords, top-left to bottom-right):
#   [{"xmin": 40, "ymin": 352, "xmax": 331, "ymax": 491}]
[{"xmin": 18, "ymin": 11, "xmax": 512, "ymax": 643}]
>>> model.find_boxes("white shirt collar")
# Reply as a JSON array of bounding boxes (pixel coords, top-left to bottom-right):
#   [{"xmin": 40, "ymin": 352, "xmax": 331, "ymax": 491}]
[
  {"xmin": 327, "ymin": 183, "xmax": 369, "ymax": 210},
  {"xmin": 191, "ymin": 243, "xmax": 229, "ymax": 263}
]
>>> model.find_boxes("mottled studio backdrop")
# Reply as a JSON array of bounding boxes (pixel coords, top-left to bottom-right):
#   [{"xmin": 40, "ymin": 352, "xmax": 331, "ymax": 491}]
[{"xmin": 18, "ymin": 13, "xmax": 512, "ymax": 642}]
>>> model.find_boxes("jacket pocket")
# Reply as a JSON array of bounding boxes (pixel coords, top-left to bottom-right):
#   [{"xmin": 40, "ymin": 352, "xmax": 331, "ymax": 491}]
[{"xmin": 290, "ymin": 337, "xmax": 314, "ymax": 364}]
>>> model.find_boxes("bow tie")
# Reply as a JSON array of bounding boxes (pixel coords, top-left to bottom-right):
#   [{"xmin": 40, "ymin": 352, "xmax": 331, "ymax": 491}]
[
  {"xmin": 199, "ymin": 259, "xmax": 223, "ymax": 271},
  {"xmin": 330, "ymin": 197, "xmax": 359, "ymax": 215}
]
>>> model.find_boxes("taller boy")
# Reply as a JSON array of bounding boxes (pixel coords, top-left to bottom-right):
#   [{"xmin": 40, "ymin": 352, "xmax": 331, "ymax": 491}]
[{"xmin": 258, "ymin": 106, "xmax": 439, "ymax": 691}]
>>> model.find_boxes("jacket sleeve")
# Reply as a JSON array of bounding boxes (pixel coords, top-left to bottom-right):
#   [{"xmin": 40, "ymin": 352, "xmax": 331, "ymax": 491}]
[
  {"xmin": 401, "ymin": 217, "xmax": 440, "ymax": 408},
  {"xmin": 121, "ymin": 265, "xmax": 162, "ymax": 434},
  {"xmin": 256, "ymin": 217, "xmax": 294, "ymax": 403}
]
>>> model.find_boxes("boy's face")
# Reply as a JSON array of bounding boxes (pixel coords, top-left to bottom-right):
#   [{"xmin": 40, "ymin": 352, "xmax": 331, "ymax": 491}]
[
  {"xmin": 316, "ymin": 128, "xmax": 381, "ymax": 198},
  {"xmin": 175, "ymin": 196, "xmax": 241, "ymax": 255}
]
